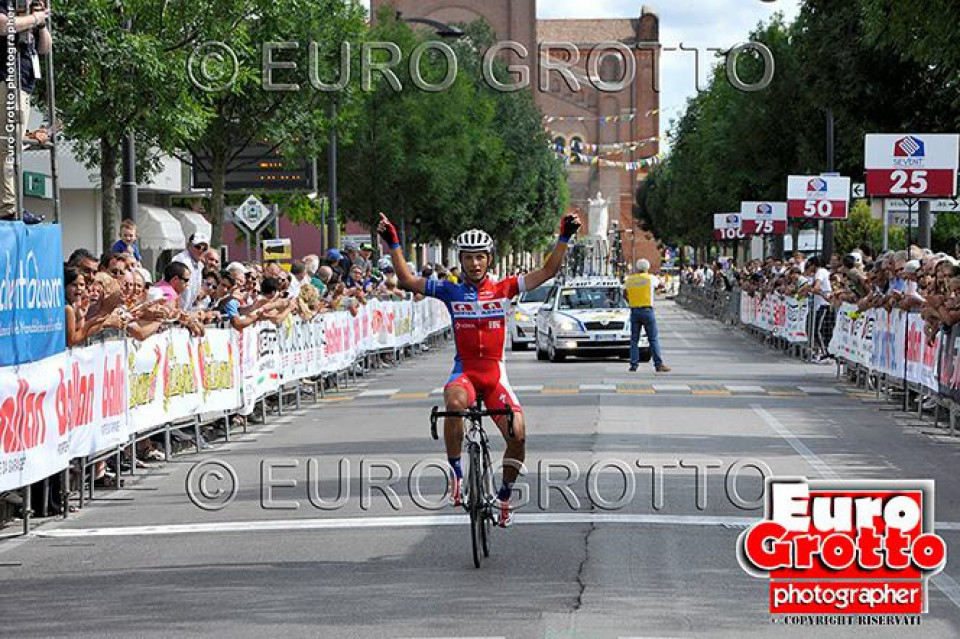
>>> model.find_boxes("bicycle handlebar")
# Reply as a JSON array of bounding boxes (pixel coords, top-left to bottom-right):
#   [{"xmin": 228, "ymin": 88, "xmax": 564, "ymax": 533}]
[{"xmin": 430, "ymin": 406, "xmax": 515, "ymax": 440}]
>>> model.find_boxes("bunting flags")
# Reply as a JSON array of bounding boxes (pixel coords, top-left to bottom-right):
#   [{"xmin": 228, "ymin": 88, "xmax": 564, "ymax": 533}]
[
  {"xmin": 546, "ymin": 132, "xmax": 661, "ymax": 153},
  {"xmin": 552, "ymin": 147, "xmax": 664, "ymax": 171},
  {"xmin": 543, "ymin": 109, "xmax": 660, "ymax": 124}
]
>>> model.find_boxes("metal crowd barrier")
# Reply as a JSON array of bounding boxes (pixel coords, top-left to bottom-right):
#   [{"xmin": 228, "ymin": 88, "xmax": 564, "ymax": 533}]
[
  {"xmin": 2, "ymin": 318, "xmax": 455, "ymax": 535},
  {"xmin": 678, "ymin": 284, "xmax": 960, "ymax": 440}
]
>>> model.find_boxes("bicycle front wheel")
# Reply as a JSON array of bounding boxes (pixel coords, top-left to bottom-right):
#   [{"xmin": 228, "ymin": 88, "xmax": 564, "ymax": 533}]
[
  {"xmin": 469, "ymin": 443, "xmax": 483, "ymax": 569},
  {"xmin": 480, "ymin": 441, "xmax": 494, "ymax": 557}
]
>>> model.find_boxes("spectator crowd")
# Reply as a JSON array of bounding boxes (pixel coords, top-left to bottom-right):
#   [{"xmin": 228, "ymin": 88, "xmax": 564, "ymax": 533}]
[{"xmin": 681, "ymin": 244, "xmax": 960, "ymax": 362}]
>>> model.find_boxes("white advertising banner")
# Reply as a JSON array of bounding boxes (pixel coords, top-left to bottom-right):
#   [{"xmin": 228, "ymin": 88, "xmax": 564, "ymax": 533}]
[
  {"xmin": 1, "ymin": 300, "xmax": 451, "ymax": 491},
  {"xmin": 163, "ymin": 329, "xmax": 204, "ymax": 423},
  {"xmin": 0, "ymin": 353, "xmax": 69, "ymax": 492},
  {"xmin": 198, "ymin": 330, "xmax": 242, "ymax": 413},
  {"xmin": 60, "ymin": 339, "xmax": 128, "ymax": 460}
]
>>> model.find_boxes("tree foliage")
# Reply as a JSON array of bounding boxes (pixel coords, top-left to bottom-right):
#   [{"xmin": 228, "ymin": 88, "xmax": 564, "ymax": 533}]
[
  {"xmin": 638, "ymin": 1, "xmax": 958, "ymax": 252},
  {"xmin": 336, "ymin": 12, "xmax": 567, "ymax": 255}
]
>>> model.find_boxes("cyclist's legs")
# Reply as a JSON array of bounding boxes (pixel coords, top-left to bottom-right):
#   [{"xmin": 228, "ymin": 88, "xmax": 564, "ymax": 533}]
[
  {"xmin": 481, "ymin": 362, "xmax": 526, "ymax": 486},
  {"xmin": 443, "ymin": 365, "xmax": 476, "ymax": 460}
]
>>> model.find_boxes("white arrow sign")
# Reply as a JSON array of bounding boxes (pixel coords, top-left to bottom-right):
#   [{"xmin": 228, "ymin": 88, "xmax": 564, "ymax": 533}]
[
  {"xmin": 884, "ymin": 198, "xmax": 960, "ymax": 212},
  {"xmin": 851, "ymin": 183, "xmax": 865, "ymax": 199}
]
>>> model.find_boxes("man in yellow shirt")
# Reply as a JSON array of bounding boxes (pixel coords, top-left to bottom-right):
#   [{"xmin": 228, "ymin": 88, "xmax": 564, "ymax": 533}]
[{"xmin": 624, "ymin": 259, "xmax": 670, "ymax": 373}]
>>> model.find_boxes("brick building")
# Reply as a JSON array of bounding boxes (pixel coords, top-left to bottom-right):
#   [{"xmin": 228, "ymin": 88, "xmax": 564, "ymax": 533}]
[{"xmin": 371, "ymin": 0, "xmax": 663, "ymax": 269}]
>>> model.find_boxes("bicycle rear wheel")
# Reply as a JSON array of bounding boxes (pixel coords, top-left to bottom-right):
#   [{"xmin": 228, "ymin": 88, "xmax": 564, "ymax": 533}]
[{"xmin": 469, "ymin": 442, "xmax": 483, "ymax": 569}]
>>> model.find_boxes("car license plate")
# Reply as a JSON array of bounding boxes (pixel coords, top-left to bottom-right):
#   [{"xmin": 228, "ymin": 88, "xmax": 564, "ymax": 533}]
[{"xmin": 594, "ymin": 334, "xmax": 617, "ymax": 342}]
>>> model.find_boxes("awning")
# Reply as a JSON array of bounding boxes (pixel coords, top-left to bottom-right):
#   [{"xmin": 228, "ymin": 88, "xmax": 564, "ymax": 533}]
[
  {"xmin": 170, "ymin": 208, "xmax": 213, "ymax": 244},
  {"xmin": 137, "ymin": 205, "xmax": 186, "ymax": 251}
]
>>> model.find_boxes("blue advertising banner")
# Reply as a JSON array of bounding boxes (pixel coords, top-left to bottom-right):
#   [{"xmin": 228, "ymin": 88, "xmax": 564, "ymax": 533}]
[{"xmin": 0, "ymin": 222, "xmax": 65, "ymax": 366}]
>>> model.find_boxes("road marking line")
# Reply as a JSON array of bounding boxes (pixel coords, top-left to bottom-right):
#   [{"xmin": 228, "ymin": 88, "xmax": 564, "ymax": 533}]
[
  {"xmin": 393, "ymin": 393, "xmax": 429, "ymax": 399},
  {"xmin": 512, "ymin": 385, "xmax": 544, "ymax": 392},
  {"xmin": 726, "ymin": 385, "xmax": 766, "ymax": 393},
  {"xmin": 691, "ymin": 390, "xmax": 731, "ymax": 396},
  {"xmin": 799, "ymin": 386, "xmax": 842, "ymax": 395},
  {"xmin": 617, "ymin": 389, "xmax": 655, "ymax": 395},
  {"xmin": 579, "ymin": 384, "xmax": 617, "ymax": 392},
  {"xmin": 430, "ymin": 388, "xmax": 445, "ymax": 395},
  {"xmin": 357, "ymin": 389, "xmax": 401, "ymax": 398},
  {"xmin": 542, "ymin": 388, "xmax": 579, "ymax": 395},
  {"xmin": 751, "ymin": 405, "xmax": 838, "ymax": 480},
  {"xmin": 652, "ymin": 384, "xmax": 690, "ymax": 392},
  {"xmin": 34, "ymin": 513, "xmax": 761, "ymax": 538},
  {"xmin": 320, "ymin": 396, "xmax": 354, "ymax": 404}
]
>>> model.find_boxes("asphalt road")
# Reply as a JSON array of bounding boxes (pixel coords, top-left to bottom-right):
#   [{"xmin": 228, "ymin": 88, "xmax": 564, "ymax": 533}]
[{"xmin": 3, "ymin": 300, "xmax": 960, "ymax": 638}]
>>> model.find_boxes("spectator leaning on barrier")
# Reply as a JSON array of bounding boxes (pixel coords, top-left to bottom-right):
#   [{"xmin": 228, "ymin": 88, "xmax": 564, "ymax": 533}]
[
  {"xmin": 202, "ymin": 247, "xmax": 221, "ymax": 273},
  {"xmin": 172, "ymin": 232, "xmax": 209, "ymax": 311},
  {"xmin": 287, "ymin": 262, "xmax": 304, "ymax": 298}
]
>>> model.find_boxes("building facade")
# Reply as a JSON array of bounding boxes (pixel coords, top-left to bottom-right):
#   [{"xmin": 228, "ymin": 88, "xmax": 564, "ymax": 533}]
[{"xmin": 371, "ymin": 0, "xmax": 663, "ymax": 269}]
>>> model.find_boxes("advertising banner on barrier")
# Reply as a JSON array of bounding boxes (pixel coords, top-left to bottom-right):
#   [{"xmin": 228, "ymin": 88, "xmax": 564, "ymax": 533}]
[
  {"xmin": 741, "ymin": 294, "xmax": 757, "ymax": 326},
  {"xmin": 0, "ymin": 353, "xmax": 68, "ymax": 492},
  {"xmin": 163, "ymin": 329, "xmax": 203, "ymax": 423},
  {"xmin": 0, "ymin": 222, "xmax": 66, "ymax": 367},
  {"xmin": 783, "ymin": 297, "xmax": 809, "ymax": 343},
  {"xmin": 938, "ymin": 324, "xmax": 960, "ymax": 402},
  {"xmin": 905, "ymin": 315, "xmax": 940, "ymax": 391},
  {"xmin": 828, "ymin": 304, "xmax": 875, "ymax": 368},
  {"xmin": 198, "ymin": 330, "xmax": 242, "ymax": 413},
  {"xmin": 1, "ymin": 300, "xmax": 451, "ymax": 491},
  {"xmin": 127, "ymin": 333, "xmax": 168, "ymax": 431},
  {"xmin": 871, "ymin": 309, "xmax": 909, "ymax": 379},
  {"xmin": 59, "ymin": 340, "xmax": 128, "ymax": 460}
]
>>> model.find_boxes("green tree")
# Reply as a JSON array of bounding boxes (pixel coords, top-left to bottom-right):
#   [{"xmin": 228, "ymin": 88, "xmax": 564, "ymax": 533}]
[
  {"xmin": 51, "ymin": 0, "xmax": 214, "ymax": 248},
  {"xmin": 181, "ymin": 0, "xmax": 367, "ymax": 246},
  {"xmin": 337, "ymin": 13, "xmax": 566, "ymax": 256}
]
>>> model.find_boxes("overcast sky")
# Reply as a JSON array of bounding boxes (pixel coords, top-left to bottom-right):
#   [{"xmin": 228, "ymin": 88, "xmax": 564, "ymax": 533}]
[{"xmin": 358, "ymin": 1, "xmax": 802, "ymax": 150}]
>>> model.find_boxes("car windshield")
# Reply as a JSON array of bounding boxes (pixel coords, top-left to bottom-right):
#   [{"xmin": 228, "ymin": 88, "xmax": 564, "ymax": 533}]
[
  {"xmin": 557, "ymin": 287, "xmax": 627, "ymax": 310},
  {"xmin": 520, "ymin": 286, "xmax": 552, "ymax": 304}
]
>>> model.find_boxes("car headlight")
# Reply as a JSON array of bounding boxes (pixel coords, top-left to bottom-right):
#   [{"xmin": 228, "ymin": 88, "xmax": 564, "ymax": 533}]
[
  {"xmin": 514, "ymin": 311, "xmax": 530, "ymax": 322},
  {"xmin": 558, "ymin": 319, "xmax": 577, "ymax": 332}
]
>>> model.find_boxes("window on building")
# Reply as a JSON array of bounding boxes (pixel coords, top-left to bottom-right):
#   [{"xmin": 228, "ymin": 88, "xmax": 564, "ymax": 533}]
[
  {"xmin": 554, "ymin": 136, "xmax": 567, "ymax": 155},
  {"xmin": 599, "ymin": 56, "xmax": 623, "ymax": 83},
  {"xmin": 570, "ymin": 137, "xmax": 584, "ymax": 164}
]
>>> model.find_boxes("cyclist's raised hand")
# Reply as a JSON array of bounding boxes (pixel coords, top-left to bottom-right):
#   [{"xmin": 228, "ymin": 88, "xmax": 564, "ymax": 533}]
[
  {"xmin": 377, "ymin": 212, "xmax": 401, "ymax": 249},
  {"xmin": 560, "ymin": 212, "xmax": 582, "ymax": 240},
  {"xmin": 377, "ymin": 212, "xmax": 426, "ymax": 295}
]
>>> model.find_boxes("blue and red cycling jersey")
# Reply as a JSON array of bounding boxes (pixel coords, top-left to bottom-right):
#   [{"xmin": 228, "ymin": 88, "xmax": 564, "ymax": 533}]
[{"xmin": 425, "ymin": 275, "xmax": 527, "ymax": 413}]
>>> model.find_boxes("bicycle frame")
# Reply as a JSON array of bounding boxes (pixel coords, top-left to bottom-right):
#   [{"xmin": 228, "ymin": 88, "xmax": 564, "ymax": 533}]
[{"xmin": 430, "ymin": 398, "xmax": 514, "ymax": 567}]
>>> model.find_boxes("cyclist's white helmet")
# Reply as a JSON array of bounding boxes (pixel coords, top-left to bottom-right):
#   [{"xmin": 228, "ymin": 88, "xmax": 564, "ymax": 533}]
[{"xmin": 456, "ymin": 228, "xmax": 494, "ymax": 253}]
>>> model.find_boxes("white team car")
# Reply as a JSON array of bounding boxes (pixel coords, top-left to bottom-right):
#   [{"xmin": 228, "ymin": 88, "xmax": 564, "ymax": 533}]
[
  {"xmin": 534, "ymin": 278, "xmax": 650, "ymax": 363},
  {"xmin": 508, "ymin": 279, "xmax": 553, "ymax": 351}
]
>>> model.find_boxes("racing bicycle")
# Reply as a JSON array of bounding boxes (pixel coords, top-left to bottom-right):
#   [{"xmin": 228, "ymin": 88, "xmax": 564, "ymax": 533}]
[{"xmin": 430, "ymin": 397, "xmax": 515, "ymax": 568}]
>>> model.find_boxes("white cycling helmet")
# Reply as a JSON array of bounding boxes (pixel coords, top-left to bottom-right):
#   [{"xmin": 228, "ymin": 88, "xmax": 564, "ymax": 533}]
[{"xmin": 456, "ymin": 228, "xmax": 494, "ymax": 253}]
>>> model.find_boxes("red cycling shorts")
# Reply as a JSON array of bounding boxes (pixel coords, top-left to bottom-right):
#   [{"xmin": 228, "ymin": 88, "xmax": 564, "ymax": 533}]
[{"xmin": 444, "ymin": 359, "xmax": 523, "ymax": 415}]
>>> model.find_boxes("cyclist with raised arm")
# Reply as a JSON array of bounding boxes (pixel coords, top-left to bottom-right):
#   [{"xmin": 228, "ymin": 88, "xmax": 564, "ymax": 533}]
[{"xmin": 377, "ymin": 211, "xmax": 581, "ymax": 526}]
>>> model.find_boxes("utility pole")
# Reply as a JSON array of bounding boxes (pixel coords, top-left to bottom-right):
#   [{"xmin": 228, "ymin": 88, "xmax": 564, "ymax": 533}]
[
  {"xmin": 821, "ymin": 109, "xmax": 835, "ymax": 259},
  {"xmin": 327, "ymin": 102, "xmax": 339, "ymax": 250},
  {"xmin": 121, "ymin": 17, "xmax": 137, "ymax": 222}
]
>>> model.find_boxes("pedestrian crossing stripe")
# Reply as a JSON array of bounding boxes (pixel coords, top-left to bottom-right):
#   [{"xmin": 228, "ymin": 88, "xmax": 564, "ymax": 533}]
[{"xmin": 324, "ymin": 384, "xmax": 857, "ymax": 402}]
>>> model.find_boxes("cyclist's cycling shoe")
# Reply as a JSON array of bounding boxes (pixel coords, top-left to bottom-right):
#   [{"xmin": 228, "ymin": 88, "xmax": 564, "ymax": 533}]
[
  {"xmin": 493, "ymin": 498, "xmax": 513, "ymax": 527},
  {"xmin": 449, "ymin": 476, "xmax": 466, "ymax": 508}
]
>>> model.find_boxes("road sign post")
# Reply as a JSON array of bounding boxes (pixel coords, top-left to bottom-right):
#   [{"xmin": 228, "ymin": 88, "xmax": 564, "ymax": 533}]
[{"xmin": 865, "ymin": 134, "xmax": 959, "ymax": 249}]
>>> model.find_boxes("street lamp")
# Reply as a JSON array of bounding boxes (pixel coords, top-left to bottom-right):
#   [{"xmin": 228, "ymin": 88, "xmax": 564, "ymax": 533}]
[{"xmin": 396, "ymin": 12, "xmax": 465, "ymax": 38}]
